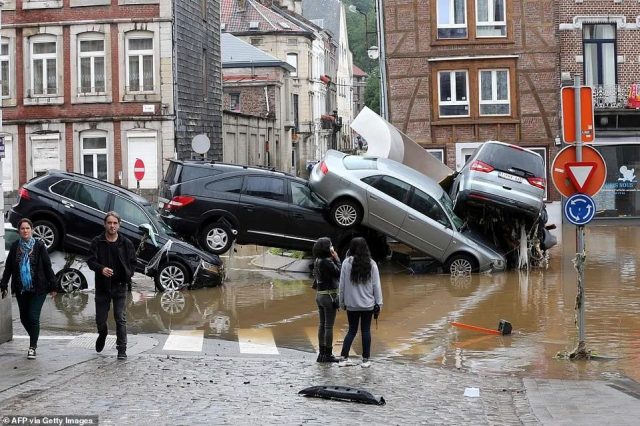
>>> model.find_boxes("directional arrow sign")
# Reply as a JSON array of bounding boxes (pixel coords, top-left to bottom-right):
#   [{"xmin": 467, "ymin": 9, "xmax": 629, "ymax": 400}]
[
  {"xmin": 565, "ymin": 161, "xmax": 596, "ymax": 192},
  {"xmin": 564, "ymin": 193, "xmax": 596, "ymax": 226}
]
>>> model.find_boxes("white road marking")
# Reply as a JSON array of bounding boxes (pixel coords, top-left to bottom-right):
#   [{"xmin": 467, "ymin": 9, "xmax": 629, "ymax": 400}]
[
  {"xmin": 163, "ymin": 330, "xmax": 204, "ymax": 352},
  {"xmin": 238, "ymin": 328, "xmax": 279, "ymax": 354},
  {"xmin": 14, "ymin": 335, "xmax": 75, "ymax": 340}
]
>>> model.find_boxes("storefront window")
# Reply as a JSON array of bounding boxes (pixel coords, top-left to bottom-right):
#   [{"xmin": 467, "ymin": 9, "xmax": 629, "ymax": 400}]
[{"xmin": 593, "ymin": 145, "xmax": 640, "ymax": 218}]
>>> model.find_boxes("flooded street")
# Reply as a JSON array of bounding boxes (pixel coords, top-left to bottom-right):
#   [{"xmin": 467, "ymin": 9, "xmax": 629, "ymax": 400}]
[{"xmin": 30, "ymin": 225, "xmax": 640, "ymax": 382}]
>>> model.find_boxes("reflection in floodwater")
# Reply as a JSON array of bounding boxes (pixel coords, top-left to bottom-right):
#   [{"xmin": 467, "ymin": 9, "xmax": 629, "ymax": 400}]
[{"xmin": 34, "ymin": 227, "xmax": 640, "ymax": 381}]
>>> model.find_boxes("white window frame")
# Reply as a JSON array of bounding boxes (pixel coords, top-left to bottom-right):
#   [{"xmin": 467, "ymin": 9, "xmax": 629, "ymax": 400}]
[
  {"xmin": 287, "ymin": 53, "xmax": 298, "ymax": 77},
  {"xmin": 125, "ymin": 32, "xmax": 155, "ymax": 93},
  {"xmin": 475, "ymin": 0, "xmax": 506, "ymax": 38},
  {"xmin": 437, "ymin": 0, "xmax": 468, "ymax": 39},
  {"xmin": 426, "ymin": 148, "xmax": 445, "ymax": 163},
  {"xmin": 438, "ymin": 70, "xmax": 469, "ymax": 118},
  {"xmin": 23, "ymin": 0, "xmax": 63, "ymax": 10},
  {"xmin": 80, "ymin": 131, "xmax": 108, "ymax": 180},
  {"xmin": 78, "ymin": 34, "xmax": 106, "ymax": 95},
  {"xmin": 0, "ymin": 38, "xmax": 9, "ymax": 99},
  {"xmin": 30, "ymin": 34, "xmax": 58, "ymax": 97},
  {"xmin": 478, "ymin": 69, "xmax": 510, "ymax": 116}
]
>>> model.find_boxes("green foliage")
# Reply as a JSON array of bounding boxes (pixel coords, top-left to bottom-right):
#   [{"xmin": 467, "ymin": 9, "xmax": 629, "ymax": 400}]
[
  {"xmin": 364, "ymin": 68, "xmax": 381, "ymax": 114},
  {"xmin": 268, "ymin": 248, "xmax": 309, "ymax": 259}
]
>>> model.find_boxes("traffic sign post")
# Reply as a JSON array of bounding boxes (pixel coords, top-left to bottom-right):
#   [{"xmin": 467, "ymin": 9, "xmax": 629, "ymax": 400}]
[
  {"xmin": 134, "ymin": 158, "xmax": 145, "ymax": 194},
  {"xmin": 564, "ymin": 194, "xmax": 596, "ymax": 226}
]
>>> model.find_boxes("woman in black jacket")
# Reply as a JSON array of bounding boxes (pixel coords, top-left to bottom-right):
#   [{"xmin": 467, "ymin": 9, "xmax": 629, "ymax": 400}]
[
  {"xmin": 0, "ymin": 218, "xmax": 56, "ymax": 359},
  {"xmin": 312, "ymin": 237, "xmax": 341, "ymax": 363}
]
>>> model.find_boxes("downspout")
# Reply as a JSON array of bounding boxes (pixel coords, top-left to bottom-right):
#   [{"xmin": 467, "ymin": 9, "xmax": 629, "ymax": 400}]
[{"xmin": 375, "ymin": 0, "xmax": 389, "ymax": 120}]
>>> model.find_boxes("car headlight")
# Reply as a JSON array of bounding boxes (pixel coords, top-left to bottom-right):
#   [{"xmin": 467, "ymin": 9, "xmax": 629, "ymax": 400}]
[{"xmin": 200, "ymin": 260, "xmax": 220, "ymax": 272}]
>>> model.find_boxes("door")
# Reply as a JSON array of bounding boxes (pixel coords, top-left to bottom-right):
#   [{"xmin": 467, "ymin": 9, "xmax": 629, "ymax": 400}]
[
  {"xmin": 455, "ymin": 142, "xmax": 482, "ymax": 171},
  {"xmin": 237, "ymin": 175, "xmax": 288, "ymax": 246},
  {"xmin": 286, "ymin": 180, "xmax": 336, "ymax": 250},
  {"xmin": 112, "ymin": 195, "xmax": 157, "ymax": 268},
  {"xmin": 363, "ymin": 175, "xmax": 411, "ymax": 237},
  {"xmin": 57, "ymin": 181, "xmax": 110, "ymax": 252},
  {"xmin": 398, "ymin": 188, "xmax": 454, "ymax": 260}
]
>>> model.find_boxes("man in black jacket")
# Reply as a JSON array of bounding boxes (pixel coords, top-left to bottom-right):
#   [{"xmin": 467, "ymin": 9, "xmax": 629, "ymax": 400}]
[{"xmin": 87, "ymin": 211, "xmax": 136, "ymax": 360}]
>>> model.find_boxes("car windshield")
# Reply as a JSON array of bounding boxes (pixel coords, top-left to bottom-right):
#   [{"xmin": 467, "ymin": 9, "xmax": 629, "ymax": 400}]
[
  {"xmin": 477, "ymin": 144, "xmax": 544, "ymax": 177},
  {"xmin": 143, "ymin": 204, "xmax": 175, "ymax": 235},
  {"xmin": 439, "ymin": 193, "xmax": 464, "ymax": 230}
]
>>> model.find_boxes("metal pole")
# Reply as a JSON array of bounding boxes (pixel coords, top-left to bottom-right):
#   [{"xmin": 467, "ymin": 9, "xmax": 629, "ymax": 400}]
[{"xmin": 574, "ymin": 75, "xmax": 586, "ymax": 345}]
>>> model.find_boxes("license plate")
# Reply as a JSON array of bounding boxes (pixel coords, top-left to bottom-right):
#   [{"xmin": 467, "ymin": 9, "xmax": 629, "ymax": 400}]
[{"xmin": 498, "ymin": 171, "xmax": 523, "ymax": 183}]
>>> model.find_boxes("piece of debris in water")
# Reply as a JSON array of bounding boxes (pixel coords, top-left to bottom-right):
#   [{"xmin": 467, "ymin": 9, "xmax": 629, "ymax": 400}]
[{"xmin": 299, "ymin": 385, "xmax": 386, "ymax": 405}]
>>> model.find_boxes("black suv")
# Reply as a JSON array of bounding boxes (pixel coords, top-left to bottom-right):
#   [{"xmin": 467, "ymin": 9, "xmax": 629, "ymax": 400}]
[
  {"xmin": 8, "ymin": 171, "xmax": 224, "ymax": 292},
  {"xmin": 159, "ymin": 160, "xmax": 387, "ymax": 258}
]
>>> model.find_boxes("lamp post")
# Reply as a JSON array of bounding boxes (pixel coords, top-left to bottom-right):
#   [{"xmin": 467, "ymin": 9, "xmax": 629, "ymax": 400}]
[{"xmin": 348, "ymin": 5, "xmax": 379, "ymax": 60}]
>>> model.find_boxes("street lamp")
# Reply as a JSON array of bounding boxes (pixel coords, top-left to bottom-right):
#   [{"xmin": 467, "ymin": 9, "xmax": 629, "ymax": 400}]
[{"xmin": 348, "ymin": 5, "xmax": 379, "ymax": 60}]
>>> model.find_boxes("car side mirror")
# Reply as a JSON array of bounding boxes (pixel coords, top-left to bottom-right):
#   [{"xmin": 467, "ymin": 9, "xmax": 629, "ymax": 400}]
[{"xmin": 138, "ymin": 223, "xmax": 158, "ymax": 247}]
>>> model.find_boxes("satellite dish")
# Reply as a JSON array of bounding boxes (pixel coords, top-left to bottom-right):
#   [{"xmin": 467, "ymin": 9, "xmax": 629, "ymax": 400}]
[{"xmin": 192, "ymin": 134, "xmax": 211, "ymax": 154}]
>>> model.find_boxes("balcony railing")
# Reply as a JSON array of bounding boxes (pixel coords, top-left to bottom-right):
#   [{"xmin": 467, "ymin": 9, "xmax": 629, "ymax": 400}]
[{"xmin": 593, "ymin": 84, "xmax": 640, "ymax": 109}]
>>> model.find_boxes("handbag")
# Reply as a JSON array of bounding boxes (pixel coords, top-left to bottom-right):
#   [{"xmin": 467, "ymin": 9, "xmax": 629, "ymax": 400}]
[{"xmin": 331, "ymin": 293, "xmax": 340, "ymax": 310}]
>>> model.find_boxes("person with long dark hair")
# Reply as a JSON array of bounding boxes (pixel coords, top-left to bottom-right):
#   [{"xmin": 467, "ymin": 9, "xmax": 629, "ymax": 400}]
[
  {"xmin": 1, "ymin": 218, "xmax": 57, "ymax": 359},
  {"xmin": 312, "ymin": 237, "xmax": 341, "ymax": 363},
  {"xmin": 338, "ymin": 237, "xmax": 383, "ymax": 368}
]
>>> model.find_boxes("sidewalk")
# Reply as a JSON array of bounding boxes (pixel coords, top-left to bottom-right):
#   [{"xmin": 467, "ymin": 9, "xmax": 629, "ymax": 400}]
[{"xmin": 1, "ymin": 332, "xmax": 639, "ymax": 425}]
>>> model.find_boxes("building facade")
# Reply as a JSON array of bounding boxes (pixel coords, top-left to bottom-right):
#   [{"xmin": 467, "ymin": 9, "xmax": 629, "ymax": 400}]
[
  {"xmin": 382, "ymin": 0, "xmax": 560, "ymax": 198},
  {"xmin": 0, "ymin": 0, "xmax": 222, "ymax": 200}
]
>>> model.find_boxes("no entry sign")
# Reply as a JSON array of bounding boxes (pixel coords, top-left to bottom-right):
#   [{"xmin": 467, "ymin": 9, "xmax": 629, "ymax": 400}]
[{"xmin": 134, "ymin": 158, "xmax": 145, "ymax": 181}]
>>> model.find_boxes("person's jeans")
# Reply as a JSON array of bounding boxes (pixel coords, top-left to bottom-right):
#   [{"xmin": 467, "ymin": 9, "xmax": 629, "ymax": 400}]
[
  {"xmin": 316, "ymin": 293, "xmax": 337, "ymax": 348},
  {"xmin": 16, "ymin": 292, "xmax": 47, "ymax": 349},
  {"xmin": 95, "ymin": 283, "xmax": 127, "ymax": 351},
  {"xmin": 340, "ymin": 310, "xmax": 374, "ymax": 359}
]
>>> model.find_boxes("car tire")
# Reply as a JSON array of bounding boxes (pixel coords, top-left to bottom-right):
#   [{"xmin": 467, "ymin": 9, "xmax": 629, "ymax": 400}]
[
  {"xmin": 154, "ymin": 261, "xmax": 190, "ymax": 292},
  {"xmin": 330, "ymin": 199, "xmax": 362, "ymax": 229},
  {"xmin": 55, "ymin": 268, "xmax": 87, "ymax": 293},
  {"xmin": 444, "ymin": 253, "xmax": 477, "ymax": 276},
  {"xmin": 33, "ymin": 220, "xmax": 60, "ymax": 252},
  {"xmin": 200, "ymin": 222, "xmax": 234, "ymax": 255}
]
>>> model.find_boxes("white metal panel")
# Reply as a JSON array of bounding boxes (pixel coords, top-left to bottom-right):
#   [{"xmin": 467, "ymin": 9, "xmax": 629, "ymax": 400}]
[
  {"xmin": 31, "ymin": 134, "xmax": 60, "ymax": 177},
  {"xmin": 127, "ymin": 133, "xmax": 157, "ymax": 189},
  {"xmin": 2, "ymin": 136, "xmax": 13, "ymax": 192}
]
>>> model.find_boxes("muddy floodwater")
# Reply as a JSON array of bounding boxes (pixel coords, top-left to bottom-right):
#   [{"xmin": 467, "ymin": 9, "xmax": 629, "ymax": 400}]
[{"xmin": 33, "ymin": 225, "xmax": 640, "ymax": 381}]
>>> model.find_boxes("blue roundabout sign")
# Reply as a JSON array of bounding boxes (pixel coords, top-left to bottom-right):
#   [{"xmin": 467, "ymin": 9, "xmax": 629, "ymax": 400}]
[{"xmin": 564, "ymin": 193, "xmax": 596, "ymax": 226}]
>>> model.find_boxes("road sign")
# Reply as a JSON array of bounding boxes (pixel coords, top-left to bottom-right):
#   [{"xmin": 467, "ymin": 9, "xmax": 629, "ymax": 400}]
[
  {"xmin": 551, "ymin": 145, "xmax": 606, "ymax": 197},
  {"xmin": 133, "ymin": 158, "xmax": 145, "ymax": 181},
  {"xmin": 565, "ymin": 161, "xmax": 596, "ymax": 192},
  {"xmin": 561, "ymin": 86, "xmax": 594, "ymax": 143},
  {"xmin": 564, "ymin": 194, "xmax": 596, "ymax": 225}
]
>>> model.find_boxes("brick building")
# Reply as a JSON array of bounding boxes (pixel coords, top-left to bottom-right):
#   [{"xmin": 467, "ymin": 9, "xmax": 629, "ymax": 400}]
[
  {"xmin": 381, "ymin": 0, "xmax": 560, "ymax": 199},
  {"xmin": 0, "ymin": 0, "xmax": 222, "ymax": 199},
  {"xmin": 559, "ymin": 0, "xmax": 640, "ymax": 218}
]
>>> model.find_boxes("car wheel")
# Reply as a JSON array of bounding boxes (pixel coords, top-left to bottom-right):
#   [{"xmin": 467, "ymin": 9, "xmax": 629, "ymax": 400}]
[
  {"xmin": 200, "ymin": 222, "xmax": 234, "ymax": 255},
  {"xmin": 330, "ymin": 199, "xmax": 362, "ymax": 229},
  {"xmin": 444, "ymin": 253, "xmax": 477, "ymax": 276},
  {"xmin": 154, "ymin": 261, "xmax": 190, "ymax": 292},
  {"xmin": 55, "ymin": 268, "xmax": 87, "ymax": 293},
  {"xmin": 33, "ymin": 220, "xmax": 60, "ymax": 251}
]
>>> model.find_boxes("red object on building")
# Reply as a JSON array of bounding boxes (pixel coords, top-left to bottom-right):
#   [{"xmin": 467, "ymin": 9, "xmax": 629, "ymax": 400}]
[
  {"xmin": 320, "ymin": 75, "xmax": 331, "ymax": 85},
  {"xmin": 627, "ymin": 83, "xmax": 640, "ymax": 109},
  {"xmin": 134, "ymin": 159, "xmax": 146, "ymax": 181}
]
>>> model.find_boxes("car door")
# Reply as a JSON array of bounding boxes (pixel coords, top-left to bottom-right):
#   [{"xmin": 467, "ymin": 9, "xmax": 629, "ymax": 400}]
[
  {"xmin": 362, "ymin": 175, "xmax": 411, "ymax": 237},
  {"xmin": 397, "ymin": 187, "xmax": 454, "ymax": 260},
  {"xmin": 285, "ymin": 180, "xmax": 338, "ymax": 250},
  {"xmin": 111, "ymin": 196, "xmax": 159, "ymax": 269},
  {"xmin": 57, "ymin": 181, "xmax": 111, "ymax": 253},
  {"xmin": 237, "ymin": 175, "xmax": 288, "ymax": 246}
]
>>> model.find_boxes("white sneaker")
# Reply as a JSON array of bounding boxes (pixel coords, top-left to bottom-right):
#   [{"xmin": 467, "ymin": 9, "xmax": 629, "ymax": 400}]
[
  {"xmin": 338, "ymin": 357, "xmax": 356, "ymax": 367},
  {"xmin": 361, "ymin": 359, "xmax": 371, "ymax": 368},
  {"xmin": 27, "ymin": 347, "xmax": 36, "ymax": 360}
]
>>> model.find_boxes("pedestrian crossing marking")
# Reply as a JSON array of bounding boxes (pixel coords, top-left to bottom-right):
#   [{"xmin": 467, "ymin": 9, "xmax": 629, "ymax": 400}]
[
  {"xmin": 163, "ymin": 330, "xmax": 204, "ymax": 352},
  {"xmin": 238, "ymin": 328, "xmax": 279, "ymax": 354}
]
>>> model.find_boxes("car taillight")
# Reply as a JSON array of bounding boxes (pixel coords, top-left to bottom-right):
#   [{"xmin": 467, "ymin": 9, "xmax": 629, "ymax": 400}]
[
  {"xmin": 527, "ymin": 177, "xmax": 546, "ymax": 190},
  {"xmin": 319, "ymin": 161, "xmax": 329, "ymax": 175},
  {"xmin": 166, "ymin": 195, "xmax": 195, "ymax": 211},
  {"xmin": 470, "ymin": 160, "xmax": 494, "ymax": 173},
  {"xmin": 18, "ymin": 187, "xmax": 30, "ymax": 200}
]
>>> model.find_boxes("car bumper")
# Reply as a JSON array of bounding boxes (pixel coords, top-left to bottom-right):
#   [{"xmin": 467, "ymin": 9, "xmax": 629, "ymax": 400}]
[
  {"xmin": 160, "ymin": 213, "xmax": 200, "ymax": 236},
  {"xmin": 190, "ymin": 262, "xmax": 225, "ymax": 289},
  {"xmin": 458, "ymin": 189, "xmax": 542, "ymax": 217}
]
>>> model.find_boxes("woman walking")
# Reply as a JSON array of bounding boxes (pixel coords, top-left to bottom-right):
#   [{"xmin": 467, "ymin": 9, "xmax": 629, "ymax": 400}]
[
  {"xmin": 338, "ymin": 237, "xmax": 383, "ymax": 368},
  {"xmin": 312, "ymin": 237, "xmax": 341, "ymax": 363},
  {"xmin": 0, "ymin": 218, "xmax": 57, "ymax": 359}
]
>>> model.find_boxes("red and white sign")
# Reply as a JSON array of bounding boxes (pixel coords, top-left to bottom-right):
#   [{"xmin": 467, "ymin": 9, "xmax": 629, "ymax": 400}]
[
  {"xmin": 133, "ymin": 158, "xmax": 145, "ymax": 181},
  {"xmin": 561, "ymin": 86, "xmax": 595, "ymax": 143},
  {"xmin": 565, "ymin": 162, "xmax": 597, "ymax": 192},
  {"xmin": 551, "ymin": 146, "xmax": 606, "ymax": 197}
]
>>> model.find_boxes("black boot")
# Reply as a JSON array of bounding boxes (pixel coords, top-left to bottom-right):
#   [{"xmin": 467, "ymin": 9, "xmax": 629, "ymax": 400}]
[
  {"xmin": 324, "ymin": 346, "xmax": 339, "ymax": 363},
  {"xmin": 316, "ymin": 346, "xmax": 326, "ymax": 363}
]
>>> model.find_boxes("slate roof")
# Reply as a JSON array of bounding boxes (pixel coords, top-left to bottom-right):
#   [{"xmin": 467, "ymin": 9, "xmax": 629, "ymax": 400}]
[
  {"xmin": 301, "ymin": 0, "xmax": 341, "ymax": 40},
  {"xmin": 221, "ymin": 0, "xmax": 310, "ymax": 35},
  {"xmin": 221, "ymin": 32, "xmax": 295, "ymax": 71}
]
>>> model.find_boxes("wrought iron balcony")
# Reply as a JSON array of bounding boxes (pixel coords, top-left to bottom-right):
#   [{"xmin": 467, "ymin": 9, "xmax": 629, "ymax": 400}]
[{"xmin": 593, "ymin": 84, "xmax": 640, "ymax": 110}]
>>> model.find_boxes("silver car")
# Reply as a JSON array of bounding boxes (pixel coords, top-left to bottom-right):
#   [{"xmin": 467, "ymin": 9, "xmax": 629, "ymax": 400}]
[
  {"xmin": 309, "ymin": 150, "xmax": 506, "ymax": 274},
  {"xmin": 450, "ymin": 141, "xmax": 545, "ymax": 218}
]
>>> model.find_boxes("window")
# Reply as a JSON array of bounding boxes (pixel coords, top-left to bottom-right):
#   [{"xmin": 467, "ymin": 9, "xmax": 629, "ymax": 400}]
[
  {"xmin": 408, "ymin": 189, "xmax": 451, "ymax": 228},
  {"xmin": 583, "ymin": 24, "xmax": 616, "ymax": 88},
  {"xmin": 437, "ymin": 0, "xmax": 467, "ymax": 39},
  {"xmin": 31, "ymin": 133, "xmax": 60, "ymax": 177},
  {"xmin": 287, "ymin": 53, "xmax": 298, "ymax": 77},
  {"xmin": 368, "ymin": 176, "xmax": 411, "ymax": 203},
  {"xmin": 30, "ymin": 35, "xmax": 57, "ymax": 96},
  {"xmin": 205, "ymin": 176, "xmax": 243, "ymax": 193},
  {"xmin": 479, "ymin": 69, "xmax": 509, "ymax": 115},
  {"xmin": 51, "ymin": 179, "xmax": 73, "ymax": 197},
  {"xmin": 65, "ymin": 182, "xmax": 109, "ymax": 211},
  {"xmin": 290, "ymin": 181, "xmax": 324, "ymax": 208},
  {"xmin": 230, "ymin": 93, "xmax": 240, "ymax": 111},
  {"xmin": 244, "ymin": 176, "xmax": 285, "ymax": 202},
  {"xmin": 78, "ymin": 36, "xmax": 105, "ymax": 94},
  {"xmin": 438, "ymin": 70, "xmax": 469, "ymax": 117},
  {"xmin": 476, "ymin": 0, "xmax": 505, "ymax": 37},
  {"xmin": 0, "ymin": 40, "xmax": 9, "ymax": 98},
  {"xmin": 426, "ymin": 148, "xmax": 445, "ymax": 162},
  {"xmin": 114, "ymin": 196, "xmax": 150, "ymax": 226},
  {"xmin": 81, "ymin": 132, "xmax": 107, "ymax": 180},
  {"xmin": 126, "ymin": 34, "xmax": 154, "ymax": 92}
]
